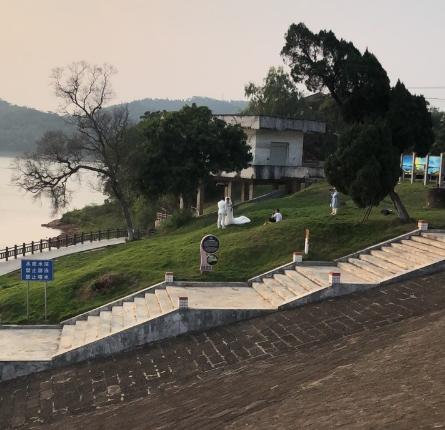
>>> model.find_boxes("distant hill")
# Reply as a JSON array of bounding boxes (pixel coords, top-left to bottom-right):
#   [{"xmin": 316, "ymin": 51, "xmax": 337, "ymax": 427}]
[
  {"xmin": 0, "ymin": 98, "xmax": 72, "ymax": 154},
  {"xmin": 0, "ymin": 97, "xmax": 248, "ymax": 154},
  {"xmin": 116, "ymin": 96, "xmax": 247, "ymax": 122}
]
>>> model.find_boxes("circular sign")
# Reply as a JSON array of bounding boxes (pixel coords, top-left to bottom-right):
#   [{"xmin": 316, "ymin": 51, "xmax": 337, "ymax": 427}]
[
  {"xmin": 201, "ymin": 235, "xmax": 220, "ymax": 253},
  {"xmin": 206, "ymin": 254, "xmax": 218, "ymax": 265}
]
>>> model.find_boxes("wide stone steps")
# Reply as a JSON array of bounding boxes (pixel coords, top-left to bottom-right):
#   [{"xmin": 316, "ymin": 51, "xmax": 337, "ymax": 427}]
[
  {"xmin": 401, "ymin": 239, "xmax": 445, "ymax": 257},
  {"xmin": 262, "ymin": 278, "xmax": 299, "ymax": 301},
  {"xmin": 56, "ymin": 288, "xmax": 175, "ymax": 355},
  {"xmin": 4, "ymin": 230, "xmax": 445, "ymax": 383},
  {"xmin": 358, "ymin": 253, "xmax": 405, "ymax": 275},
  {"xmin": 411, "ymin": 234, "xmax": 445, "ymax": 249},
  {"xmin": 338, "ymin": 260, "xmax": 387, "ymax": 283},
  {"xmin": 252, "ymin": 282, "xmax": 287, "ymax": 307},
  {"xmin": 423, "ymin": 232, "xmax": 445, "ymax": 244},
  {"xmin": 285, "ymin": 269, "xmax": 325, "ymax": 292},
  {"xmin": 274, "ymin": 273, "xmax": 311, "ymax": 296},
  {"xmin": 370, "ymin": 248, "xmax": 418, "ymax": 270},
  {"xmin": 389, "ymin": 242, "xmax": 442, "ymax": 262},
  {"xmin": 250, "ymin": 232, "xmax": 445, "ymax": 310},
  {"xmin": 347, "ymin": 257, "xmax": 395, "ymax": 279}
]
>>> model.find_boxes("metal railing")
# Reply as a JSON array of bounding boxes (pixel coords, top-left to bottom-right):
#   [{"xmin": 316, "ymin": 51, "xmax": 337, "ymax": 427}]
[{"xmin": 0, "ymin": 228, "xmax": 151, "ymax": 262}]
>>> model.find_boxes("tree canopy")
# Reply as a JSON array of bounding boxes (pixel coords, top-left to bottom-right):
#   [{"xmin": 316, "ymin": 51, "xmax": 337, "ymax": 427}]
[
  {"xmin": 242, "ymin": 66, "xmax": 308, "ymax": 118},
  {"xmin": 387, "ymin": 80, "xmax": 434, "ymax": 156},
  {"xmin": 132, "ymin": 104, "xmax": 252, "ymax": 203},
  {"xmin": 281, "ymin": 23, "xmax": 434, "ymax": 221},
  {"xmin": 325, "ymin": 122, "xmax": 400, "ymax": 208},
  {"xmin": 281, "ymin": 23, "xmax": 391, "ymax": 124},
  {"xmin": 430, "ymin": 107, "xmax": 445, "ymax": 155}
]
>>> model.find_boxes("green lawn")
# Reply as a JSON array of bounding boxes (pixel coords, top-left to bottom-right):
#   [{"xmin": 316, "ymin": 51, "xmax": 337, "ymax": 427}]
[{"xmin": 1, "ymin": 180, "xmax": 443, "ymax": 325}]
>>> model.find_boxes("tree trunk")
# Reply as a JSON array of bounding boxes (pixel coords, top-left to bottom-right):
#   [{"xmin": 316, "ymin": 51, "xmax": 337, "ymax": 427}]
[
  {"xmin": 112, "ymin": 183, "xmax": 134, "ymax": 241},
  {"xmin": 388, "ymin": 187, "xmax": 410, "ymax": 222},
  {"xmin": 426, "ymin": 188, "xmax": 445, "ymax": 209}
]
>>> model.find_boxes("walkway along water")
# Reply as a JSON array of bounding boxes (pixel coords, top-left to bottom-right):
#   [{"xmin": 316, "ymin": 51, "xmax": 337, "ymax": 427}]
[{"xmin": 0, "ymin": 228, "xmax": 150, "ymax": 263}]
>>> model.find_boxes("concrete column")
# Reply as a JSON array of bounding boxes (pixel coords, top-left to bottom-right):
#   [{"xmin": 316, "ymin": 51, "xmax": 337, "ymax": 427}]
[
  {"xmin": 411, "ymin": 152, "xmax": 416, "ymax": 183},
  {"xmin": 227, "ymin": 181, "xmax": 233, "ymax": 198},
  {"xmin": 418, "ymin": 220, "xmax": 428, "ymax": 231},
  {"xmin": 439, "ymin": 153, "xmax": 444, "ymax": 187},
  {"xmin": 329, "ymin": 272, "xmax": 341, "ymax": 285},
  {"xmin": 196, "ymin": 183, "xmax": 205, "ymax": 216},
  {"xmin": 424, "ymin": 154, "xmax": 430, "ymax": 186},
  {"xmin": 399, "ymin": 154, "xmax": 404, "ymax": 183},
  {"xmin": 248, "ymin": 181, "xmax": 254, "ymax": 200},
  {"xmin": 293, "ymin": 252, "xmax": 302, "ymax": 263},
  {"xmin": 240, "ymin": 181, "xmax": 246, "ymax": 202},
  {"xmin": 178, "ymin": 297, "xmax": 188, "ymax": 309},
  {"xmin": 290, "ymin": 179, "xmax": 301, "ymax": 194}
]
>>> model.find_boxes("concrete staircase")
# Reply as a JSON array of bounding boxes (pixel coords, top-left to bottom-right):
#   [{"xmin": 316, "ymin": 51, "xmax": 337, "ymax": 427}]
[
  {"xmin": 250, "ymin": 231, "xmax": 445, "ymax": 310},
  {"xmin": 2, "ymin": 229, "xmax": 445, "ymax": 382},
  {"xmin": 56, "ymin": 288, "xmax": 177, "ymax": 356}
]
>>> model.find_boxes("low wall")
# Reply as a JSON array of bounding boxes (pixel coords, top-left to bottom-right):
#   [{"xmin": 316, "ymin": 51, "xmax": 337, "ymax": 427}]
[{"xmin": 53, "ymin": 308, "xmax": 271, "ymax": 369}]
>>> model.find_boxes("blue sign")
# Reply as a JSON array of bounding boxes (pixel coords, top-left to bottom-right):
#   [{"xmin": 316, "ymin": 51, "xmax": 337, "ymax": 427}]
[{"xmin": 21, "ymin": 260, "xmax": 54, "ymax": 282}]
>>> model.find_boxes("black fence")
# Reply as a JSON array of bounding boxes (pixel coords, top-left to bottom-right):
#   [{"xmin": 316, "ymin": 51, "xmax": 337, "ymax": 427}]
[{"xmin": 0, "ymin": 228, "xmax": 151, "ymax": 262}]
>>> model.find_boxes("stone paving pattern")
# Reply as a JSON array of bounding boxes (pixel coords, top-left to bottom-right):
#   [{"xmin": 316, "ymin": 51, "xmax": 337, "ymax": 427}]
[{"xmin": 2, "ymin": 271, "xmax": 445, "ymax": 429}]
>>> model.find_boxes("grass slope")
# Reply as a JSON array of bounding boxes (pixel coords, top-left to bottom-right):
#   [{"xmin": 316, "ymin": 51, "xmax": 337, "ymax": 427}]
[{"xmin": 0, "ymin": 180, "xmax": 443, "ymax": 324}]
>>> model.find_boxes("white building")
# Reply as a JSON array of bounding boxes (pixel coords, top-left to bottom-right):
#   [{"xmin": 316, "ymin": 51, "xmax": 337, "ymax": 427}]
[
  {"xmin": 192, "ymin": 115, "xmax": 327, "ymax": 214},
  {"xmin": 216, "ymin": 115, "xmax": 326, "ymax": 183}
]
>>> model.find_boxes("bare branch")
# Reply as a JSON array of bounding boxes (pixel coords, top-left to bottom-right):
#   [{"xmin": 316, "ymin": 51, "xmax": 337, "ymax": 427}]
[{"xmin": 14, "ymin": 61, "xmax": 136, "ymax": 239}]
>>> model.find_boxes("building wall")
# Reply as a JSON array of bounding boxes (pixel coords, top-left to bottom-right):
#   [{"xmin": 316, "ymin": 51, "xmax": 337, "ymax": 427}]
[
  {"xmin": 216, "ymin": 115, "xmax": 324, "ymax": 180},
  {"xmin": 253, "ymin": 129, "xmax": 303, "ymax": 166}
]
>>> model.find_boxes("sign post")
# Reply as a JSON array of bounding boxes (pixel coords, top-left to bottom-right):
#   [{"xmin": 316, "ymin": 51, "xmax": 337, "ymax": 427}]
[
  {"xmin": 200, "ymin": 235, "xmax": 220, "ymax": 272},
  {"xmin": 21, "ymin": 259, "xmax": 54, "ymax": 321}
]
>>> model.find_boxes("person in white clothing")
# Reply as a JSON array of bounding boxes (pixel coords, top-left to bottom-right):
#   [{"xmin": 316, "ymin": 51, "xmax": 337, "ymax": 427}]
[
  {"xmin": 225, "ymin": 197, "xmax": 250, "ymax": 225},
  {"xmin": 268, "ymin": 209, "xmax": 282, "ymax": 223},
  {"xmin": 217, "ymin": 198, "xmax": 227, "ymax": 229},
  {"xmin": 330, "ymin": 187, "xmax": 339, "ymax": 215}
]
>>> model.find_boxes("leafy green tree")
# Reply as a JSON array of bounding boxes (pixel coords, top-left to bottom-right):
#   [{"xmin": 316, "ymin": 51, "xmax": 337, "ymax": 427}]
[
  {"xmin": 387, "ymin": 81, "xmax": 433, "ymax": 156},
  {"xmin": 325, "ymin": 122, "xmax": 400, "ymax": 208},
  {"xmin": 133, "ymin": 104, "xmax": 252, "ymax": 205},
  {"xmin": 429, "ymin": 107, "xmax": 445, "ymax": 155},
  {"xmin": 281, "ymin": 23, "xmax": 391, "ymax": 124},
  {"xmin": 243, "ymin": 66, "xmax": 308, "ymax": 117},
  {"xmin": 11, "ymin": 62, "xmax": 138, "ymax": 240},
  {"xmin": 281, "ymin": 23, "xmax": 434, "ymax": 221}
]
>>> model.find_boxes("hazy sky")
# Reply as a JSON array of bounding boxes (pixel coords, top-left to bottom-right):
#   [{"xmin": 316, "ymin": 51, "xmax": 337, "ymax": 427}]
[{"xmin": 1, "ymin": 0, "xmax": 445, "ymax": 112}]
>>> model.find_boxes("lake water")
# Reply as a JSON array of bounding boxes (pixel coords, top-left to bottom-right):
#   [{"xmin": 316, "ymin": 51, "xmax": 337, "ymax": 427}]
[{"xmin": 0, "ymin": 155, "xmax": 106, "ymax": 249}]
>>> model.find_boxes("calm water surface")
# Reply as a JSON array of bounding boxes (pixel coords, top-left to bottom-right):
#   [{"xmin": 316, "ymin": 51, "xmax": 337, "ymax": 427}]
[{"xmin": 0, "ymin": 156, "xmax": 105, "ymax": 249}]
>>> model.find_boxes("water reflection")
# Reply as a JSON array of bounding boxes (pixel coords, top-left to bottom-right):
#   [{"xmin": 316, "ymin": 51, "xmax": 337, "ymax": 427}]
[{"xmin": 0, "ymin": 155, "xmax": 105, "ymax": 249}]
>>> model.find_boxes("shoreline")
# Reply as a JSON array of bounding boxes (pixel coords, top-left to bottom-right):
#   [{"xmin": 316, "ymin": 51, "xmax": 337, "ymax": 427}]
[{"xmin": 41, "ymin": 219, "xmax": 78, "ymax": 236}]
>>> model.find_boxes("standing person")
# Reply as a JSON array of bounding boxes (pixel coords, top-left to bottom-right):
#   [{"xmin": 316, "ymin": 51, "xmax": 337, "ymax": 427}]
[
  {"xmin": 217, "ymin": 198, "xmax": 227, "ymax": 229},
  {"xmin": 225, "ymin": 197, "xmax": 233, "ymax": 224},
  {"xmin": 225, "ymin": 197, "xmax": 250, "ymax": 225},
  {"xmin": 330, "ymin": 187, "xmax": 339, "ymax": 215}
]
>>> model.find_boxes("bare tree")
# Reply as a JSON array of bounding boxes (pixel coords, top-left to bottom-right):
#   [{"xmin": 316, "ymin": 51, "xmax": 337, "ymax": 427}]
[{"xmin": 12, "ymin": 61, "xmax": 136, "ymax": 240}]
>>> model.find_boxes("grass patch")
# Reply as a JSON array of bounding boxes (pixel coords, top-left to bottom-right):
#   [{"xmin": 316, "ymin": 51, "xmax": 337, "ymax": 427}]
[{"xmin": 0, "ymin": 180, "xmax": 443, "ymax": 324}]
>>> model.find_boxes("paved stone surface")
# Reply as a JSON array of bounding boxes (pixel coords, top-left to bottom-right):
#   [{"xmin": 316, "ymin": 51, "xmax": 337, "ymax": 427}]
[
  {"xmin": 167, "ymin": 285, "xmax": 274, "ymax": 309},
  {"xmin": 0, "ymin": 238, "xmax": 127, "ymax": 276},
  {"xmin": 2, "ymin": 271, "xmax": 445, "ymax": 429},
  {"xmin": 0, "ymin": 329, "xmax": 60, "ymax": 361}
]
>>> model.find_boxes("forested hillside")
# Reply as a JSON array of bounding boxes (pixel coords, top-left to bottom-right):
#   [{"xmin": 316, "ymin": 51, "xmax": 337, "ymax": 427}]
[
  {"xmin": 0, "ymin": 96, "xmax": 247, "ymax": 154},
  {"xmin": 0, "ymin": 98, "xmax": 72, "ymax": 153}
]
